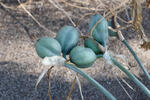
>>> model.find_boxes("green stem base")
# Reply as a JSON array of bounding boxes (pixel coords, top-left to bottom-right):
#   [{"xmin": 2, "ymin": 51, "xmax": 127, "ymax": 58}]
[
  {"xmin": 110, "ymin": 56, "xmax": 150, "ymax": 98},
  {"xmin": 64, "ymin": 63, "xmax": 117, "ymax": 100},
  {"xmin": 122, "ymin": 40, "xmax": 150, "ymax": 81}
]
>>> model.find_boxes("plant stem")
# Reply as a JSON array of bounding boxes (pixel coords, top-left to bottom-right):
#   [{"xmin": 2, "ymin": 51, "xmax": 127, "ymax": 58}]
[
  {"xmin": 122, "ymin": 40, "xmax": 150, "ymax": 81},
  {"xmin": 110, "ymin": 56, "xmax": 150, "ymax": 98},
  {"xmin": 97, "ymin": 54, "xmax": 103, "ymax": 58},
  {"xmin": 64, "ymin": 63, "xmax": 117, "ymax": 100},
  {"xmin": 66, "ymin": 74, "xmax": 77, "ymax": 100},
  {"xmin": 63, "ymin": 53, "xmax": 66, "ymax": 59}
]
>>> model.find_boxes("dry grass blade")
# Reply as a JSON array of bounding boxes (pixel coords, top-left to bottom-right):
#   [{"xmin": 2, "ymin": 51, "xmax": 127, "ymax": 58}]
[
  {"xmin": 35, "ymin": 66, "xmax": 48, "ymax": 89},
  {"xmin": 76, "ymin": 12, "xmax": 95, "ymax": 27},
  {"xmin": 47, "ymin": 66, "xmax": 54, "ymax": 100},
  {"xmin": 115, "ymin": 77, "xmax": 133, "ymax": 100},
  {"xmin": 48, "ymin": 0, "xmax": 76, "ymax": 27},
  {"xmin": 48, "ymin": 0, "xmax": 86, "ymax": 37},
  {"xmin": 121, "ymin": 78, "xmax": 135, "ymax": 91},
  {"xmin": 76, "ymin": 74, "xmax": 84, "ymax": 100},
  {"xmin": 0, "ymin": 2, "xmax": 17, "ymax": 10},
  {"xmin": 17, "ymin": 0, "xmax": 54, "ymax": 34},
  {"xmin": 66, "ymin": 74, "xmax": 77, "ymax": 100},
  {"xmin": 116, "ymin": 24, "xmax": 133, "ymax": 31},
  {"xmin": 116, "ymin": 16, "xmax": 131, "ymax": 24},
  {"xmin": 108, "ymin": 24, "xmax": 132, "ymax": 32},
  {"xmin": 66, "ymin": 73, "xmax": 84, "ymax": 100},
  {"xmin": 106, "ymin": 62, "xmax": 133, "ymax": 100},
  {"xmin": 0, "ymin": 2, "xmax": 37, "ymax": 41},
  {"xmin": 61, "ymin": 0, "xmax": 102, "ymax": 11},
  {"xmin": 105, "ymin": 0, "xmax": 130, "ymax": 20},
  {"xmin": 71, "ymin": 0, "xmax": 89, "ymax": 5}
]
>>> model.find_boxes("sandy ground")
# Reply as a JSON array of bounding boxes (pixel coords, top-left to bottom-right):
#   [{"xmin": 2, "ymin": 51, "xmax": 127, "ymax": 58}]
[{"xmin": 0, "ymin": 1, "xmax": 150, "ymax": 100}]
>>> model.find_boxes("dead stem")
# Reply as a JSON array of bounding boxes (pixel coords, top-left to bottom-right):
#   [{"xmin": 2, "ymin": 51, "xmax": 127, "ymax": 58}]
[
  {"xmin": 47, "ymin": 66, "xmax": 54, "ymax": 100},
  {"xmin": 66, "ymin": 73, "xmax": 77, "ymax": 100},
  {"xmin": 17, "ymin": 0, "xmax": 55, "ymax": 34},
  {"xmin": 61, "ymin": 0, "xmax": 102, "ymax": 11}
]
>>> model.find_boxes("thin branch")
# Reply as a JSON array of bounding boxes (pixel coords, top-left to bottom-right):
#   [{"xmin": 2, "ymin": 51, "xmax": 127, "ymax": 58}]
[
  {"xmin": 0, "ymin": 2, "xmax": 17, "ymax": 10},
  {"xmin": 47, "ymin": 66, "xmax": 54, "ymax": 100},
  {"xmin": 0, "ymin": 3, "xmax": 35, "ymax": 41},
  {"xmin": 66, "ymin": 74, "xmax": 77, "ymax": 100},
  {"xmin": 61, "ymin": 0, "xmax": 102, "ymax": 11},
  {"xmin": 121, "ymin": 78, "xmax": 135, "ymax": 91},
  {"xmin": 48, "ymin": 0, "xmax": 76, "ymax": 27},
  {"xmin": 76, "ymin": 12, "xmax": 96, "ymax": 27},
  {"xmin": 115, "ymin": 76, "xmax": 133, "ymax": 100},
  {"xmin": 48, "ymin": 0, "xmax": 85, "ymax": 37},
  {"xmin": 76, "ymin": 74, "xmax": 84, "ymax": 100},
  {"xmin": 17, "ymin": 0, "xmax": 55, "ymax": 34}
]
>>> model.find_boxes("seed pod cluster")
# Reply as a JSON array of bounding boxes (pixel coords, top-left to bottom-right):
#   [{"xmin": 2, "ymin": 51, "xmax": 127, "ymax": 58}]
[{"xmin": 35, "ymin": 14, "xmax": 109, "ymax": 68}]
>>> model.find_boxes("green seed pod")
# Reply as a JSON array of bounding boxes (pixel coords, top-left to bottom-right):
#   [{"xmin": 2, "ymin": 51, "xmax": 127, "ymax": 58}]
[
  {"xmin": 84, "ymin": 38, "xmax": 103, "ymax": 55},
  {"xmin": 35, "ymin": 37, "xmax": 61, "ymax": 58},
  {"xmin": 108, "ymin": 19, "xmax": 118, "ymax": 36},
  {"xmin": 89, "ymin": 14, "xmax": 108, "ymax": 47},
  {"xmin": 56, "ymin": 26, "xmax": 79, "ymax": 57},
  {"xmin": 70, "ymin": 46, "xmax": 97, "ymax": 68}
]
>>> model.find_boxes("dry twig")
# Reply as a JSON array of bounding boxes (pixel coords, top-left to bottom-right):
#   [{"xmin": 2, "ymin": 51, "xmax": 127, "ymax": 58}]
[{"xmin": 17, "ymin": 0, "xmax": 55, "ymax": 34}]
